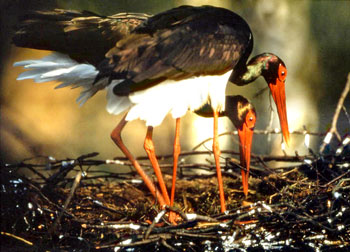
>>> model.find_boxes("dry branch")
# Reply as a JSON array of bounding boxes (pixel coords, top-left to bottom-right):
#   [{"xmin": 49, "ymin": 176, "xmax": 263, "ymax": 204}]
[{"xmin": 320, "ymin": 73, "xmax": 350, "ymax": 153}]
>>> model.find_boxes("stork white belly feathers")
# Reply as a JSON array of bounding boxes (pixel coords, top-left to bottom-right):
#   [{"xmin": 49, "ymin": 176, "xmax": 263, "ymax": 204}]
[{"xmin": 15, "ymin": 52, "xmax": 231, "ymax": 127}]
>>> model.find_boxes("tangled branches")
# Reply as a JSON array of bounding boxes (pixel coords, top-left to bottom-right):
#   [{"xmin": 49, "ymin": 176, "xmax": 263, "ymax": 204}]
[{"xmin": 1, "ymin": 138, "xmax": 349, "ymax": 251}]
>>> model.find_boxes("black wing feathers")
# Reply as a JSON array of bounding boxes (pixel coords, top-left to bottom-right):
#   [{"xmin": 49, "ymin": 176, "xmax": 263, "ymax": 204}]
[
  {"xmin": 100, "ymin": 6, "xmax": 252, "ymax": 95},
  {"xmin": 13, "ymin": 6, "xmax": 253, "ymax": 95},
  {"xmin": 13, "ymin": 9, "xmax": 149, "ymax": 65}
]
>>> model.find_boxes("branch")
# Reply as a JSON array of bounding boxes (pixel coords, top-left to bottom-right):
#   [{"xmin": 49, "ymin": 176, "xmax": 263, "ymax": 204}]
[
  {"xmin": 192, "ymin": 129, "xmax": 326, "ymax": 151},
  {"xmin": 320, "ymin": 73, "xmax": 350, "ymax": 153}
]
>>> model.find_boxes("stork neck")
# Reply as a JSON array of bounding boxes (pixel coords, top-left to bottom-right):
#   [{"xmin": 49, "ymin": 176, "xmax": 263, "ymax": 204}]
[{"xmin": 229, "ymin": 60, "xmax": 264, "ymax": 86}]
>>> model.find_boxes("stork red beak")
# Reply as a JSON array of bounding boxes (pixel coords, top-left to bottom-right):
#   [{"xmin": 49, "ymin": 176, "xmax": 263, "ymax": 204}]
[
  {"xmin": 268, "ymin": 79, "xmax": 290, "ymax": 146},
  {"xmin": 238, "ymin": 122, "xmax": 254, "ymax": 197}
]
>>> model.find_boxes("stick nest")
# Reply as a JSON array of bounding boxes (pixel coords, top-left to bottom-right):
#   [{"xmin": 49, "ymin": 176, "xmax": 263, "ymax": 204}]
[{"xmin": 1, "ymin": 144, "xmax": 349, "ymax": 251}]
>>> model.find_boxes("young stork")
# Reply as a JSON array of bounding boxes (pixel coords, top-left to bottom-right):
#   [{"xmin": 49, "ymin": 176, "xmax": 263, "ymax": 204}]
[
  {"xmin": 190, "ymin": 95, "xmax": 256, "ymax": 202},
  {"xmin": 13, "ymin": 5, "xmax": 290, "ymax": 213}
]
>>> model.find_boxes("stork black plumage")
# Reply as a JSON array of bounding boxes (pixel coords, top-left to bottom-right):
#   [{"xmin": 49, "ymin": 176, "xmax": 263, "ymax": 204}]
[{"xmin": 13, "ymin": 5, "xmax": 289, "ymax": 216}]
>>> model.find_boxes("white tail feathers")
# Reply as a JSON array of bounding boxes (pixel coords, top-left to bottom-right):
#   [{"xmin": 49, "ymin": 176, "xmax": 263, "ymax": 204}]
[
  {"xmin": 14, "ymin": 52, "xmax": 107, "ymax": 105},
  {"xmin": 106, "ymin": 80, "xmax": 132, "ymax": 115}
]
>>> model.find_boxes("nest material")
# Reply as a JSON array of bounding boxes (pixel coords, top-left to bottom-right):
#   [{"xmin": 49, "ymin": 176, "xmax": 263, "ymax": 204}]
[{"xmin": 1, "ymin": 146, "xmax": 349, "ymax": 252}]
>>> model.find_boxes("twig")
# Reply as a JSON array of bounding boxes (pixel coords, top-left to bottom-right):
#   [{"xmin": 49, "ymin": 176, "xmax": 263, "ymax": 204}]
[
  {"xmin": 134, "ymin": 151, "xmax": 315, "ymax": 164},
  {"xmin": 26, "ymin": 181, "xmax": 79, "ymax": 220},
  {"xmin": 145, "ymin": 209, "xmax": 166, "ymax": 239},
  {"xmin": 165, "ymin": 205, "xmax": 218, "ymax": 223},
  {"xmin": 98, "ymin": 235, "xmax": 171, "ymax": 249},
  {"xmin": 320, "ymin": 73, "xmax": 350, "ymax": 153},
  {"xmin": 51, "ymin": 171, "xmax": 82, "ymax": 233},
  {"xmin": 0, "ymin": 232, "xmax": 33, "ymax": 246},
  {"xmin": 321, "ymin": 170, "xmax": 350, "ymax": 188},
  {"xmin": 161, "ymin": 239, "xmax": 178, "ymax": 251},
  {"xmin": 192, "ymin": 129, "xmax": 326, "ymax": 151}
]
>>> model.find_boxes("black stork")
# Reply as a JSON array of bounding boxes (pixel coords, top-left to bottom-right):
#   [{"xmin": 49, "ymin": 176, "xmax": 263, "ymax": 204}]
[
  {"xmin": 13, "ymin": 5, "xmax": 289, "ymax": 214},
  {"xmin": 193, "ymin": 95, "xmax": 256, "ymax": 199}
]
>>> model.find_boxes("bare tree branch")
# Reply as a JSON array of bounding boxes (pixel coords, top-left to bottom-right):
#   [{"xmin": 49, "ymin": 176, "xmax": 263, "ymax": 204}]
[{"xmin": 320, "ymin": 73, "xmax": 350, "ymax": 153}]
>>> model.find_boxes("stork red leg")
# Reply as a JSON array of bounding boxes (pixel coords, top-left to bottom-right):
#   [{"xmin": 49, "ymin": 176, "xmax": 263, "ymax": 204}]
[
  {"xmin": 213, "ymin": 110, "xmax": 226, "ymax": 212},
  {"xmin": 144, "ymin": 126, "xmax": 171, "ymax": 206},
  {"xmin": 110, "ymin": 114, "xmax": 166, "ymax": 207},
  {"xmin": 170, "ymin": 118, "xmax": 181, "ymax": 207}
]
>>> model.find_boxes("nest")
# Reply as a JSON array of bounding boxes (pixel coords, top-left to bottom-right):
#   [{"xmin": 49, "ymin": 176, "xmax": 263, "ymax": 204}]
[{"xmin": 1, "ymin": 142, "xmax": 349, "ymax": 252}]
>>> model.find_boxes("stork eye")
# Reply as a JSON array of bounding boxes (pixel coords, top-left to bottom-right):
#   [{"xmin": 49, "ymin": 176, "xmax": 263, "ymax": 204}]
[
  {"xmin": 278, "ymin": 63, "xmax": 287, "ymax": 81},
  {"xmin": 245, "ymin": 110, "xmax": 256, "ymax": 129}
]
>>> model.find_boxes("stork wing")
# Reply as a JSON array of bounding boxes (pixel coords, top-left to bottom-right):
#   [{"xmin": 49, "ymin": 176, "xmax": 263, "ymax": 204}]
[
  {"xmin": 13, "ymin": 9, "xmax": 150, "ymax": 65},
  {"xmin": 100, "ymin": 6, "xmax": 253, "ymax": 95}
]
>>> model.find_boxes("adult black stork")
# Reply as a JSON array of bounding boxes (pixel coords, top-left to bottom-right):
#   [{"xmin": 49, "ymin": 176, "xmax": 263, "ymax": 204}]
[{"xmin": 13, "ymin": 5, "xmax": 289, "ymax": 214}]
